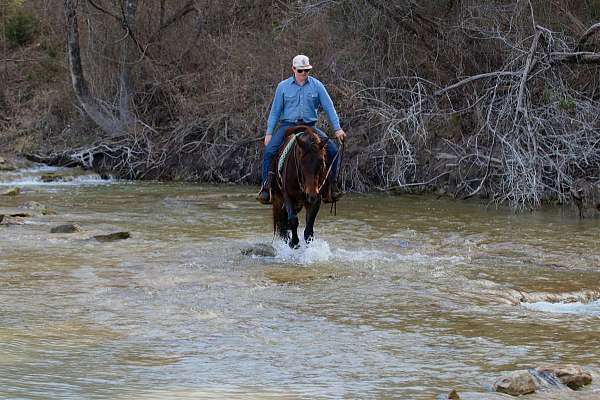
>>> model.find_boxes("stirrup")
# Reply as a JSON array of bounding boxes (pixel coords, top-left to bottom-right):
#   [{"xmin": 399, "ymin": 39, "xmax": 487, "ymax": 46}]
[
  {"xmin": 256, "ymin": 179, "xmax": 273, "ymax": 204},
  {"xmin": 256, "ymin": 188, "xmax": 272, "ymax": 205}
]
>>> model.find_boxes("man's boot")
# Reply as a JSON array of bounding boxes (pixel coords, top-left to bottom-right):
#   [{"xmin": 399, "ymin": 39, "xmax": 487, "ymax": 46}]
[
  {"xmin": 256, "ymin": 173, "xmax": 274, "ymax": 205},
  {"xmin": 322, "ymin": 180, "xmax": 344, "ymax": 204}
]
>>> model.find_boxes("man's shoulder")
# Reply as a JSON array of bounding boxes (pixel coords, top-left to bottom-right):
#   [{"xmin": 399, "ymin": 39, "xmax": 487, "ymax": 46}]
[
  {"xmin": 277, "ymin": 77, "xmax": 294, "ymax": 87},
  {"xmin": 308, "ymin": 76, "xmax": 326, "ymax": 89}
]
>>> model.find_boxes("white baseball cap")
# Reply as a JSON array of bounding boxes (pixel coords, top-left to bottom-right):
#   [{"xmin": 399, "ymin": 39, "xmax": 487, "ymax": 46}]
[{"xmin": 292, "ymin": 54, "xmax": 313, "ymax": 70}]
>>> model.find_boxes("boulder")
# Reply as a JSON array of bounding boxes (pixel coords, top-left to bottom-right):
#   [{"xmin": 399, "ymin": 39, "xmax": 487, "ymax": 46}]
[
  {"xmin": 0, "ymin": 157, "xmax": 16, "ymax": 171},
  {"xmin": 1, "ymin": 187, "xmax": 20, "ymax": 196},
  {"xmin": 493, "ymin": 370, "xmax": 537, "ymax": 396},
  {"xmin": 40, "ymin": 173, "xmax": 74, "ymax": 183},
  {"xmin": 0, "ymin": 216, "xmax": 25, "ymax": 225},
  {"xmin": 9, "ymin": 212, "xmax": 32, "ymax": 218},
  {"xmin": 447, "ymin": 389, "xmax": 461, "ymax": 399},
  {"xmin": 0, "ymin": 214, "xmax": 3, "ymax": 223},
  {"xmin": 40, "ymin": 173, "xmax": 62, "ymax": 182},
  {"xmin": 535, "ymin": 364, "xmax": 592, "ymax": 390},
  {"xmin": 93, "ymin": 232, "xmax": 130, "ymax": 242},
  {"xmin": 50, "ymin": 224, "xmax": 81, "ymax": 233}
]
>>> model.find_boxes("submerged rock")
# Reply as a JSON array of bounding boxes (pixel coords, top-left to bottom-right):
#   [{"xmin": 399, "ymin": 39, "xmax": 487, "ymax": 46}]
[
  {"xmin": 1, "ymin": 187, "xmax": 20, "ymax": 196},
  {"xmin": 264, "ymin": 268, "xmax": 339, "ymax": 284},
  {"xmin": 217, "ymin": 202, "xmax": 239, "ymax": 209},
  {"xmin": 493, "ymin": 370, "xmax": 537, "ymax": 396},
  {"xmin": 9, "ymin": 212, "xmax": 31, "ymax": 218},
  {"xmin": 0, "ymin": 216, "xmax": 25, "ymax": 225},
  {"xmin": 93, "ymin": 231, "xmax": 130, "ymax": 242},
  {"xmin": 0, "ymin": 157, "xmax": 16, "ymax": 171},
  {"xmin": 241, "ymin": 243, "xmax": 276, "ymax": 257},
  {"xmin": 20, "ymin": 201, "xmax": 56, "ymax": 215},
  {"xmin": 50, "ymin": 224, "xmax": 81, "ymax": 233},
  {"xmin": 41, "ymin": 173, "xmax": 63, "ymax": 182}
]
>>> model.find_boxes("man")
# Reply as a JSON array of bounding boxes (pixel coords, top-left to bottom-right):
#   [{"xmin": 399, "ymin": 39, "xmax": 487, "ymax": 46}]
[{"xmin": 257, "ymin": 54, "xmax": 347, "ymax": 204}]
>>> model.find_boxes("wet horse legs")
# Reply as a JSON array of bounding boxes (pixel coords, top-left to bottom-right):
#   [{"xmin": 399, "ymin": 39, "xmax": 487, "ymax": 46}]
[
  {"xmin": 303, "ymin": 200, "xmax": 321, "ymax": 243},
  {"xmin": 284, "ymin": 199, "xmax": 301, "ymax": 248}
]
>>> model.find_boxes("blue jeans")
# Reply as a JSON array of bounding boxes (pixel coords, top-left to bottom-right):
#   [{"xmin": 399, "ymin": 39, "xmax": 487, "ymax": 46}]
[{"xmin": 261, "ymin": 123, "xmax": 339, "ymax": 184}]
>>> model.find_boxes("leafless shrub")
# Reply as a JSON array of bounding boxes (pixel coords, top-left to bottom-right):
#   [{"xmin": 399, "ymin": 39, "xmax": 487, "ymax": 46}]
[
  {"xmin": 571, "ymin": 178, "xmax": 600, "ymax": 218},
  {"xmin": 5, "ymin": 0, "xmax": 600, "ymax": 211}
]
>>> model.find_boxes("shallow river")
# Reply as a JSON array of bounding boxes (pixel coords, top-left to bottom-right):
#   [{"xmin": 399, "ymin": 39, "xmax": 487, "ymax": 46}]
[{"xmin": 1, "ymin": 165, "xmax": 600, "ymax": 399}]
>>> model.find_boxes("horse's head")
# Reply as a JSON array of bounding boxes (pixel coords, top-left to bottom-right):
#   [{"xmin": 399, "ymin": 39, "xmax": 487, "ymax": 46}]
[{"xmin": 294, "ymin": 127, "xmax": 328, "ymax": 204}]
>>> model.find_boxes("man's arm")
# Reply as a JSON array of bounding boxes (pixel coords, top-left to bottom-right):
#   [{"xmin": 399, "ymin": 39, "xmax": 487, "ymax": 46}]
[
  {"xmin": 265, "ymin": 83, "xmax": 284, "ymax": 144},
  {"xmin": 318, "ymin": 82, "xmax": 346, "ymax": 141}
]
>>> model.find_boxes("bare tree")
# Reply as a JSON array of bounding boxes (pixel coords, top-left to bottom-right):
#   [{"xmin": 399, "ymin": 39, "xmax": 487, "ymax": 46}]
[{"xmin": 64, "ymin": 0, "xmax": 128, "ymax": 136}]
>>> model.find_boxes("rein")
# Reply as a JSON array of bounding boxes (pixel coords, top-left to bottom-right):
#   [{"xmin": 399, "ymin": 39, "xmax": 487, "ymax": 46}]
[{"xmin": 318, "ymin": 138, "xmax": 344, "ymax": 194}]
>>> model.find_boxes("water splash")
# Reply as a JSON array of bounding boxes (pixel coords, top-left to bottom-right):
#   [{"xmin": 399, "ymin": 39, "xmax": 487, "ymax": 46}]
[
  {"xmin": 0, "ymin": 164, "xmax": 114, "ymax": 186},
  {"xmin": 522, "ymin": 300, "xmax": 600, "ymax": 315},
  {"xmin": 269, "ymin": 239, "xmax": 464, "ymax": 267},
  {"xmin": 272, "ymin": 238, "xmax": 333, "ymax": 265}
]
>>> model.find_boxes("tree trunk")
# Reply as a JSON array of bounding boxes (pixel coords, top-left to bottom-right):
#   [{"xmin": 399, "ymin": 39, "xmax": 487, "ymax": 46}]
[
  {"xmin": 64, "ymin": 0, "xmax": 126, "ymax": 137},
  {"xmin": 119, "ymin": 0, "xmax": 137, "ymax": 128}
]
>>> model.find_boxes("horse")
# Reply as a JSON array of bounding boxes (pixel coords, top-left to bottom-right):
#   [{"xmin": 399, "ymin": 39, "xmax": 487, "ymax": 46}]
[{"xmin": 270, "ymin": 125, "xmax": 329, "ymax": 248}]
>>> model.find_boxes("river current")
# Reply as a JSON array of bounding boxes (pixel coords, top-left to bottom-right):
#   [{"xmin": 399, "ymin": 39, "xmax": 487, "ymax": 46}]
[{"xmin": 1, "ymin": 165, "xmax": 599, "ymax": 399}]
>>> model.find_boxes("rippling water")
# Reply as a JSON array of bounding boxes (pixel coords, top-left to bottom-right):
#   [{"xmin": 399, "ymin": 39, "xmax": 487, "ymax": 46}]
[{"xmin": 1, "ymin": 165, "xmax": 600, "ymax": 399}]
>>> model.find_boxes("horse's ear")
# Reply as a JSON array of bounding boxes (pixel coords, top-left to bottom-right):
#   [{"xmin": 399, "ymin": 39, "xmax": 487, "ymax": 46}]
[{"xmin": 318, "ymin": 137, "xmax": 329, "ymax": 150}]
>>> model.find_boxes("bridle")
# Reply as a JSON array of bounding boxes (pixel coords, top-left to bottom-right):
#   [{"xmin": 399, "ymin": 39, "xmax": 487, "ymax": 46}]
[{"xmin": 281, "ymin": 133, "xmax": 327, "ymax": 198}]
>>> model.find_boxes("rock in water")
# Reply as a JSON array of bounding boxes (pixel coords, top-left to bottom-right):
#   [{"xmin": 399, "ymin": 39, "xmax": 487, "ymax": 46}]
[
  {"xmin": 93, "ymin": 232, "xmax": 131, "ymax": 242},
  {"xmin": 0, "ymin": 157, "xmax": 16, "ymax": 171},
  {"xmin": 447, "ymin": 389, "xmax": 460, "ymax": 399},
  {"xmin": 535, "ymin": 364, "xmax": 592, "ymax": 389},
  {"xmin": 0, "ymin": 214, "xmax": 4, "ymax": 224},
  {"xmin": 1, "ymin": 187, "xmax": 20, "ymax": 196},
  {"xmin": 20, "ymin": 201, "xmax": 56, "ymax": 215},
  {"xmin": 50, "ymin": 224, "xmax": 81, "ymax": 233},
  {"xmin": 241, "ymin": 243, "xmax": 276, "ymax": 257},
  {"xmin": 493, "ymin": 370, "xmax": 537, "ymax": 396}
]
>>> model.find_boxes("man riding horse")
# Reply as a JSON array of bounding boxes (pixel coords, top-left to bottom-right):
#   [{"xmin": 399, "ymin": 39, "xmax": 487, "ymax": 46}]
[{"xmin": 257, "ymin": 54, "xmax": 347, "ymax": 205}]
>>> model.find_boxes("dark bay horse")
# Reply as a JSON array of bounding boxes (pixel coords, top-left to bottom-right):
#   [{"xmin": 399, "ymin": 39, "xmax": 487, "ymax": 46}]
[{"xmin": 271, "ymin": 125, "xmax": 328, "ymax": 248}]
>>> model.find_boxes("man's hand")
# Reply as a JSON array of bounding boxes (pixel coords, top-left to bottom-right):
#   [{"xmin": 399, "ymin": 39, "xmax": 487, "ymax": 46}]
[
  {"xmin": 334, "ymin": 129, "xmax": 347, "ymax": 142},
  {"xmin": 264, "ymin": 134, "xmax": 272, "ymax": 146}
]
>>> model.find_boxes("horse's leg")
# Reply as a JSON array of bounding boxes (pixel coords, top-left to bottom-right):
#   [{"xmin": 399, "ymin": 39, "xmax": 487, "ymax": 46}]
[
  {"xmin": 272, "ymin": 197, "xmax": 289, "ymax": 242},
  {"xmin": 278, "ymin": 207, "xmax": 289, "ymax": 242},
  {"xmin": 304, "ymin": 200, "xmax": 321, "ymax": 243},
  {"xmin": 284, "ymin": 198, "xmax": 300, "ymax": 248}
]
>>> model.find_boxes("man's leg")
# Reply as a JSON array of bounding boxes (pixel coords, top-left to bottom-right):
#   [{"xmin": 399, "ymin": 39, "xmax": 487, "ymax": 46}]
[
  {"xmin": 315, "ymin": 128, "xmax": 343, "ymax": 203},
  {"xmin": 257, "ymin": 125, "xmax": 287, "ymax": 204}
]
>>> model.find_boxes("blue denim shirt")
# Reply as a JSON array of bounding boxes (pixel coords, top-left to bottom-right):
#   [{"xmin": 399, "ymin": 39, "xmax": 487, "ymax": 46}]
[{"xmin": 266, "ymin": 76, "xmax": 341, "ymax": 135}]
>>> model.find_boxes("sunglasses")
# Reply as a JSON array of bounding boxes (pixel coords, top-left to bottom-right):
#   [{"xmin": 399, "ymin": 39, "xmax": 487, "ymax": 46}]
[{"xmin": 296, "ymin": 68, "xmax": 311, "ymax": 73}]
